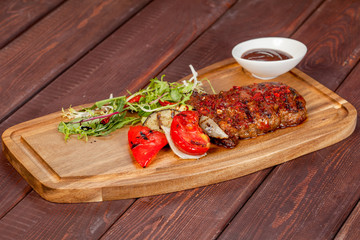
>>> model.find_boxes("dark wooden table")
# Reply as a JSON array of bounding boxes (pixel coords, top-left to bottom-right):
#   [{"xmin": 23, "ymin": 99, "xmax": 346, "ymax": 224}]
[{"xmin": 0, "ymin": 0, "xmax": 359, "ymax": 239}]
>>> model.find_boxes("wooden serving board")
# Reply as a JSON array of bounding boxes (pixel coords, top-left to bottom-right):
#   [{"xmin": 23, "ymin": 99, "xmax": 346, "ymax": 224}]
[{"xmin": 2, "ymin": 59, "xmax": 357, "ymax": 203}]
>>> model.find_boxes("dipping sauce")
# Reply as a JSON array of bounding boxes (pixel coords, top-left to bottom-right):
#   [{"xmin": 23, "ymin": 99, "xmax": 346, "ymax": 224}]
[{"xmin": 242, "ymin": 49, "xmax": 292, "ymax": 61}]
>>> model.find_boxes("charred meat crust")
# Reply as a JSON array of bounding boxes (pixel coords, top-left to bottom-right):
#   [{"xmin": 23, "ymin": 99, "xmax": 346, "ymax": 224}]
[{"xmin": 188, "ymin": 82, "xmax": 307, "ymax": 148}]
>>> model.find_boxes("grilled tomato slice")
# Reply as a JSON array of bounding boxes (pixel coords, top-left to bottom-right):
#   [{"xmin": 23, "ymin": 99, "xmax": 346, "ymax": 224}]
[{"xmin": 170, "ymin": 111, "xmax": 210, "ymax": 155}]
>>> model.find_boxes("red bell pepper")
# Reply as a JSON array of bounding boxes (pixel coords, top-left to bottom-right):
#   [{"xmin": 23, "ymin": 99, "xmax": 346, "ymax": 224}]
[{"xmin": 128, "ymin": 126, "xmax": 168, "ymax": 167}]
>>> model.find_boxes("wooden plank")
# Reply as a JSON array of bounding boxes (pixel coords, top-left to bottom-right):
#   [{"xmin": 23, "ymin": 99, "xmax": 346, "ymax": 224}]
[
  {"xmin": 333, "ymin": 64, "xmax": 360, "ymax": 240},
  {"xmin": 0, "ymin": 0, "xmax": 150, "ymax": 123},
  {"xmin": 295, "ymin": 0, "xmax": 360, "ymax": 90},
  {"xmin": 0, "ymin": 191, "xmax": 134, "ymax": 240},
  {"xmin": 0, "ymin": 0, "xmax": 236, "ymax": 237},
  {"xmin": 216, "ymin": 0, "xmax": 360, "ymax": 238},
  {"xmin": 218, "ymin": 136, "xmax": 360, "ymax": 239},
  {"xmin": 335, "ymin": 200, "xmax": 360, "ymax": 240},
  {"xmin": 0, "ymin": 0, "xmax": 64, "ymax": 48},
  {"xmin": 0, "ymin": 160, "xmax": 32, "ymax": 219},
  {"xmin": 99, "ymin": 0, "xmax": 328, "ymax": 239},
  {"xmin": 101, "ymin": 173, "xmax": 269, "ymax": 240},
  {"xmin": 3, "ymin": 62, "xmax": 356, "ymax": 203},
  {"xmin": 0, "ymin": 0, "xmax": 65, "ymax": 218}
]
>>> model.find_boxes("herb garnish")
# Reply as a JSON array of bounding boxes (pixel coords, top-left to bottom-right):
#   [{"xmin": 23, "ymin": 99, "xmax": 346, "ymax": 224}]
[{"xmin": 58, "ymin": 65, "xmax": 209, "ymax": 141}]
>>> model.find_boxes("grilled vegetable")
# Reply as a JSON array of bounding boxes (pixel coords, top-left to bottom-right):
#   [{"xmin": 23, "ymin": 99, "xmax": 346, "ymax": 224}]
[
  {"xmin": 170, "ymin": 111, "xmax": 210, "ymax": 156},
  {"xmin": 162, "ymin": 126, "xmax": 206, "ymax": 159},
  {"xmin": 128, "ymin": 126, "xmax": 168, "ymax": 168},
  {"xmin": 199, "ymin": 115, "xmax": 229, "ymax": 139},
  {"xmin": 143, "ymin": 109, "xmax": 180, "ymax": 132}
]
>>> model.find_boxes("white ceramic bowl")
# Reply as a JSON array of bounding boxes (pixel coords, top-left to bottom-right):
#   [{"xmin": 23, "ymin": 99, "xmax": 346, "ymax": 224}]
[{"xmin": 232, "ymin": 37, "xmax": 307, "ymax": 80}]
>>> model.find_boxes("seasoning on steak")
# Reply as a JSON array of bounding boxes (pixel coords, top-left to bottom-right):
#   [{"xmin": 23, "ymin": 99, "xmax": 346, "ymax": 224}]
[{"xmin": 188, "ymin": 82, "xmax": 307, "ymax": 148}]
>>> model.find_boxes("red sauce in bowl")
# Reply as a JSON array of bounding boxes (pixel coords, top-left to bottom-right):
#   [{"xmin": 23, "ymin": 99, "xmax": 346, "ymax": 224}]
[{"xmin": 242, "ymin": 49, "xmax": 292, "ymax": 61}]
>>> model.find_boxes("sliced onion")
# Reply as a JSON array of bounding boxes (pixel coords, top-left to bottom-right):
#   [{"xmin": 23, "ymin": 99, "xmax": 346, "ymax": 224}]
[
  {"xmin": 161, "ymin": 126, "xmax": 207, "ymax": 159},
  {"xmin": 199, "ymin": 116, "xmax": 229, "ymax": 139}
]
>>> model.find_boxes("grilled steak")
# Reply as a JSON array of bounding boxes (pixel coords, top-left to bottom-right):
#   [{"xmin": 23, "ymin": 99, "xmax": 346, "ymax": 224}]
[{"xmin": 188, "ymin": 82, "xmax": 307, "ymax": 148}]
